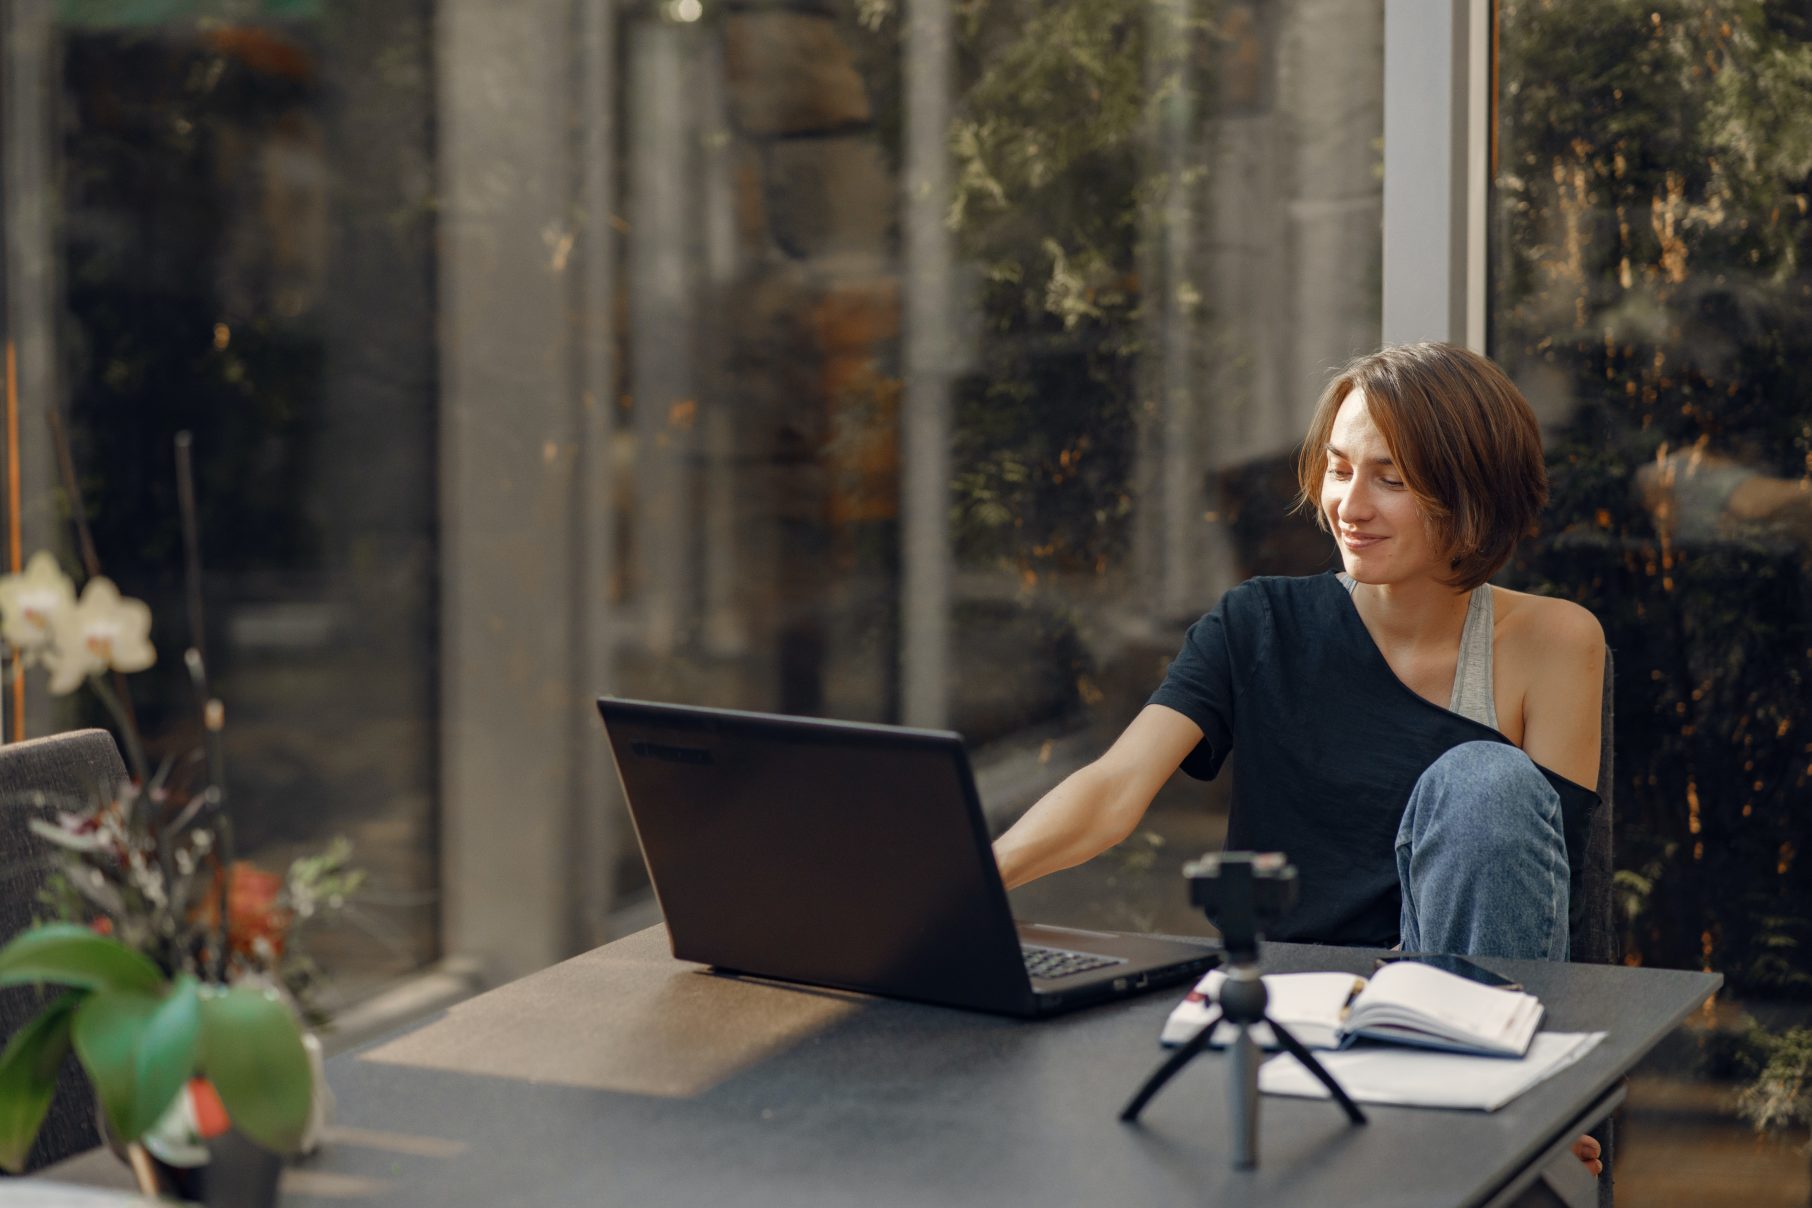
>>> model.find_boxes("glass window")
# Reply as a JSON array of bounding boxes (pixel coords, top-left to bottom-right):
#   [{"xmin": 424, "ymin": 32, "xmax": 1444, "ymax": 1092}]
[
  {"xmin": 1492, "ymin": 1, "xmax": 1812, "ymax": 1197},
  {"xmin": 2, "ymin": 0, "xmax": 1385, "ymax": 997},
  {"xmin": 602, "ymin": 0, "xmax": 1382, "ymax": 932},
  {"xmin": 2, "ymin": 1, "xmax": 438, "ymax": 1006}
]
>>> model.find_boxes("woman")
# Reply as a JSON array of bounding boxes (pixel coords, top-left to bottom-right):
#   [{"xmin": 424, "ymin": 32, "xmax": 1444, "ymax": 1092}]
[
  {"xmin": 993, "ymin": 341, "xmax": 1605, "ymax": 963},
  {"xmin": 996, "ymin": 343, "xmax": 1609, "ymax": 1175}
]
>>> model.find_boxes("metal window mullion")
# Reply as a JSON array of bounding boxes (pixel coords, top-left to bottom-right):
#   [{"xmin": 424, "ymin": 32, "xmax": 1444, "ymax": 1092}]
[
  {"xmin": 2, "ymin": 0, "xmax": 62, "ymax": 739},
  {"xmin": 1381, "ymin": 0, "xmax": 1488, "ymax": 352}
]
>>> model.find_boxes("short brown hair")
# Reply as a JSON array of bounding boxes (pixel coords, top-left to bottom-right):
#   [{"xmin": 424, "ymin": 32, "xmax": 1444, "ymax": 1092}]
[{"xmin": 1294, "ymin": 342, "xmax": 1547, "ymax": 592}]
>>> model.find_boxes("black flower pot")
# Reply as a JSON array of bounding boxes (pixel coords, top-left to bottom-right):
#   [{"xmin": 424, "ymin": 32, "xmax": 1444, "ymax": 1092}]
[
  {"xmin": 200, "ymin": 1128, "xmax": 284, "ymax": 1207},
  {"xmin": 108, "ymin": 1122, "xmax": 283, "ymax": 1206}
]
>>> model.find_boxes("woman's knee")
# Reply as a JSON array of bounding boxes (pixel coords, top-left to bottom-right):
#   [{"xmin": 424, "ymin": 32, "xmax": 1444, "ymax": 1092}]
[
  {"xmin": 1403, "ymin": 741, "xmax": 1562, "ymax": 848},
  {"xmin": 1422, "ymin": 739, "xmax": 1542, "ymax": 785}
]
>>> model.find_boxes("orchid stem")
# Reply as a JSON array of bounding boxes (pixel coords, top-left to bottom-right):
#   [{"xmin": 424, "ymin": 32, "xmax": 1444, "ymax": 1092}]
[
  {"xmin": 174, "ymin": 432, "xmax": 208, "ymax": 669},
  {"xmin": 85, "ymin": 673, "xmax": 148, "ymax": 786},
  {"xmin": 125, "ymin": 1143, "xmax": 161, "ymax": 1196},
  {"xmin": 212, "ymin": 803, "xmax": 234, "ymax": 983},
  {"xmin": 45, "ymin": 408, "xmax": 102, "ymax": 580}
]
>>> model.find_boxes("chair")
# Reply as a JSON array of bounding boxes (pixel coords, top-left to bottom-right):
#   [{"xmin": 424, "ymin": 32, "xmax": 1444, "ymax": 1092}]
[
  {"xmin": 1576, "ymin": 652, "xmax": 1617, "ymax": 1208},
  {"xmin": 1510, "ymin": 652, "xmax": 1618, "ymax": 1208},
  {"xmin": 0, "ymin": 728, "xmax": 129, "ymax": 1171},
  {"xmin": 1572, "ymin": 649, "xmax": 1616, "ymax": 965}
]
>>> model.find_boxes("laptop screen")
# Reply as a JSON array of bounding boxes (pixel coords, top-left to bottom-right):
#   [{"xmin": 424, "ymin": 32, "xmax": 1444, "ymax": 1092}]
[{"xmin": 597, "ymin": 698, "xmax": 1034, "ymax": 1010}]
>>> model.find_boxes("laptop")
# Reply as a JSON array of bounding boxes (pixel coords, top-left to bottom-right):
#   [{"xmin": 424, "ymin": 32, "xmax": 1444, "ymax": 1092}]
[{"xmin": 596, "ymin": 697, "xmax": 1219, "ymax": 1018}]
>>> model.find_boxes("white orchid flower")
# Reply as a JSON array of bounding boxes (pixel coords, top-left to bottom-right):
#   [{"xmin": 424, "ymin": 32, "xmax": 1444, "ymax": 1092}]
[
  {"xmin": 0, "ymin": 551, "xmax": 77, "ymax": 663},
  {"xmin": 44, "ymin": 576, "xmax": 156, "ymax": 694}
]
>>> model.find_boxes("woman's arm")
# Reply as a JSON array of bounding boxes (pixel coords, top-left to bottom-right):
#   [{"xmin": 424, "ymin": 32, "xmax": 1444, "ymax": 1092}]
[
  {"xmin": 992, "ymin": 704, "xmax": 1205, "ymax": 890},
  {"xmin": 1517, "ymin": 599, "xmax": 1606, "ymax": 789}
]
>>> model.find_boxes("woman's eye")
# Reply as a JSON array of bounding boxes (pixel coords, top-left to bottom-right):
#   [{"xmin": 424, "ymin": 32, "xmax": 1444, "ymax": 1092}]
[
  {"xmin": 1382, "ymin": 478, "xmax": 1404, "ymax": 488},
  {"xmin": 1327, "ymin": 467, "xmax": 1352, "ymax": 480}
]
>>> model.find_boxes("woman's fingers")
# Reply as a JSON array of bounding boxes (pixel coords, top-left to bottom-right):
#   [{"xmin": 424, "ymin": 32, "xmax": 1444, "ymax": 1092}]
[{"xmin": 1571, "ymin": 1134, "xmax": 1602, "ymax": 1176}]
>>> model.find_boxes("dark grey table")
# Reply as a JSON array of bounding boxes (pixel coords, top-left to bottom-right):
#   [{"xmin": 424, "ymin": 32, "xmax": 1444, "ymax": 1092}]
[{"xmin": 210, "ymin": 925, "xmax": 1711, "ymax": 1208}]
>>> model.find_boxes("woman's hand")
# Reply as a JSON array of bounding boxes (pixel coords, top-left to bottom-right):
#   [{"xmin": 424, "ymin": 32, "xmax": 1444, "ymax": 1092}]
[{"xmin": 1571, "ymin": 1134, "xmax": 1603, "ymax": 1177}]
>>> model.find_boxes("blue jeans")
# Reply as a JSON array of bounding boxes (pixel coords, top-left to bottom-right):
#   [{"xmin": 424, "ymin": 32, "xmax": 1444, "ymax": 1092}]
[{"xmin": 1395, "ymin": 740, "xmax": 1571, "ymax": 961}]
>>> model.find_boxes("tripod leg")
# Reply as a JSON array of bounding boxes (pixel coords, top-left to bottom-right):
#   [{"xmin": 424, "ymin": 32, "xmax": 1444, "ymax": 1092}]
[
  {"xmin": 1267, "ymin": 1019, "xmax": 1368, "ymax": 1125},
  {"xmin": 1230, "ymin": 1024, "xmax": 1260, "ymax": 1169},
  {"xmin": 1118, "ymin": 1009, "xmax": 1224, "ymax": 1123}
]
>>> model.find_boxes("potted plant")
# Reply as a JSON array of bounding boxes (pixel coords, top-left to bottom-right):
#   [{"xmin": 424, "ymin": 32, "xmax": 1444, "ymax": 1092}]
[
  {"xmin": 0, "ymin": 434, "xmax": 360, "ymax": 1199},
  {"xmin": 0, "ymin": 922, "xmax": 313, "ymax": 1174}
]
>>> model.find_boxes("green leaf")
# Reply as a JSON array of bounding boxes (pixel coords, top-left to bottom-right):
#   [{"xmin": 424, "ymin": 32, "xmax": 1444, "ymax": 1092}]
[
  {"xmin": 0, "ymin": 924, "xmax": 165, "ymax": 996},
  {"xmin": 0, "ymin": 991, "xmax": 82, "ymax": 1172},
  {"xmin": 133, "ymin": 976, "xmax": 200, "ymax": 1138},
  {"xmin": 198, "ymin": 985, "xmax": 311, "ymax": 1154},
  {"xmin": 72, "ymin": 989, "xmax": 159, "ymax": 1142}
]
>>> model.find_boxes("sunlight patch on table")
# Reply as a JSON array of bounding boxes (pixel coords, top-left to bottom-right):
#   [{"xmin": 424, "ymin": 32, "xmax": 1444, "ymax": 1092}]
[
  {"xmin": 358, "ymin": 928, "xmax": 863, "ymax": 1097},
  {"xmin": 318, "ymin": 1125, "xmax": 467, "ymax": 1158},
  {"xmin": 280, "ymin": 1169, "xmax": 395, "ymax": 1198}
]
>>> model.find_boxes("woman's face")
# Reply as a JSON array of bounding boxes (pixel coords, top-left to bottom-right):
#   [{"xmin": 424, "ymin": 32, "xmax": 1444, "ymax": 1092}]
[{"xmin": 1321, "ymin": 388, "xmax": 1445, "ymax": 585}]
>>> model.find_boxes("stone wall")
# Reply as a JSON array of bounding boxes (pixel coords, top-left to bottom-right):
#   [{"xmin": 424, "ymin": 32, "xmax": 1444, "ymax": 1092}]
[{"xmin": 717, "ymin": 2, "xmax": 903, "ymax": 720}]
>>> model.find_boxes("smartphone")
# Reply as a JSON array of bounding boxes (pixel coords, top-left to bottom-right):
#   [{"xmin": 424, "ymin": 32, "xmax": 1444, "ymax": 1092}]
[{"xmin": 1373, "ymin": 952, "xmax": 1523, "ymax": 992}]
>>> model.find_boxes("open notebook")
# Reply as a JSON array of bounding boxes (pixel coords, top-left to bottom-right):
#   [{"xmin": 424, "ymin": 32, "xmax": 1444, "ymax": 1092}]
[{"xmin": 1161, "ymin": 961, "xmax": 1544, "ymax": 1057}]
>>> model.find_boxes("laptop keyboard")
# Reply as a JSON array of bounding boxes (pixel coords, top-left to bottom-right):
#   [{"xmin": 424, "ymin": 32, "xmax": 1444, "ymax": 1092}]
[{"xmin": 1021, "ymin": 944, "xmax": 1126, "ymax": 981}]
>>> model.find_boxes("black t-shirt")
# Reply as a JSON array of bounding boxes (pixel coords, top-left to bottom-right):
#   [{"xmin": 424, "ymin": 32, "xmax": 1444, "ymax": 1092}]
[{"xmin": 1147, "ymin": 571, "xmax": 1600, "ymax": 947}]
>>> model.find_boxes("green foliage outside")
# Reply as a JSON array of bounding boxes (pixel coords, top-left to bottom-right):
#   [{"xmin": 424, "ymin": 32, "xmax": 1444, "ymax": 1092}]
[
  {"xmin": 1494, "ymin": 0, "xmax": 1812, "ymax": 1005},
  {"xmin": 1739, "ymin": 1022, "xmax": 1812, "ymax": 1153},
  {"xmin": 861, "ymin": 0, "xmax": 1213, "ymax": 578},
  {"xmin": 844, "ymin": 0, "xmax": 1225, "ymax": 735},
  {"xmin": 944, "ymin": 0, "xmax": 1154, "ymax": 575},
  {"xmin": 870, "ymin": 0, "xmax": 1812, "ymax": 1021}
]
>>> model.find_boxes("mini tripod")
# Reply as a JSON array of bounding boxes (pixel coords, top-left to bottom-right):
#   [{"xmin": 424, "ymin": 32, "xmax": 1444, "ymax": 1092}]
[{"xmin": 1119, "ymin": 852, "xmax": 1366, "ymax": 1169}]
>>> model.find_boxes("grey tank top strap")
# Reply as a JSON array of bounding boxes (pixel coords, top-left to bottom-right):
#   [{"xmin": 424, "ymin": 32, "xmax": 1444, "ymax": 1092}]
[
  {"xmin": 1448, "ymin": 584, "xmax": 1498, "ymax": 729},
  {"xmin": 1337, "ymin": 573, "xmax": 1499, "ymax": 730}
]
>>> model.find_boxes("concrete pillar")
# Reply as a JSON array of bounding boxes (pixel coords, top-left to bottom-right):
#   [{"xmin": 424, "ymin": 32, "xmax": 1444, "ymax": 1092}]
[
  {"xmin": 437, "ymin": 0, "xmax": 621, "ymax": 982},
  {"xmin": 1281, "ymin": 0, "xmax": 1386, "ymax": 406},
  {"xmin": 901, "ymin": 0, "xmax": 954, "ymax": 728},
  {"xmin": 1133, "ymin": 0, "xmax": 1231, "ymax": 620},
  {"xmin": 627, "ymin": 16, "xmax": 701, "ymax": 660}
]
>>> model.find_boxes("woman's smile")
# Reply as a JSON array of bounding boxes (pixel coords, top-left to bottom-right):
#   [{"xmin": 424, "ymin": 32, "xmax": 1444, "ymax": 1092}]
[{"xmin": 1322, "ymin": 388, "xmax": 1446, "ymax": 583}]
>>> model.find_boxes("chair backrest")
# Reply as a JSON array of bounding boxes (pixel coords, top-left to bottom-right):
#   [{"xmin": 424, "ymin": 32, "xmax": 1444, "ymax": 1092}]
[
  {"xmin": 0, "ymin": 728, "xmax": 129, "ymax": 1171},
  {"xmin": 1571, "ymin": 650, "xmax": 1616, "ymax": 965}
]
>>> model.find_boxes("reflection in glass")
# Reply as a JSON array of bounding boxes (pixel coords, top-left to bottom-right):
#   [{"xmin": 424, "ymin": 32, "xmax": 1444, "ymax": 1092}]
[
  {"xmin": 4, "ymin": 0, "xmax": 1385, "ymax": 1002},
  {"xmin": 604, "ymin": 0, "xmax": 1382, "ymax": 938},
  {"xmin": 1493, "ymin": 2, "xmax": 1812, "ymax": 1195},
  {"xmin": 28, "ymin": 6, "xmax": 440, "ymax": 1002},
  {"xmin": 1493, "ymin": 0, "xmax": 1812, "ymax": 988}
]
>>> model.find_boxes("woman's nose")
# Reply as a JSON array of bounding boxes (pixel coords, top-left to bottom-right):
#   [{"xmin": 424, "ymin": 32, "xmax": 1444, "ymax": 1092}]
[{"xmin": 1336, "ymin": 478, "xmax": 1375, "ymax": 522}]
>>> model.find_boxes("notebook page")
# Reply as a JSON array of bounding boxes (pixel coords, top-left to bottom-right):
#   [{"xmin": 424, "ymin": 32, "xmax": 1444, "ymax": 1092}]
[
  {"xmin": 1258, "ymin": 1031, "xmax": 1606, "ymax": 1111},
  {"xmin": 1352, "ymin": 960, "xmax": 1539, "ymax": 1046}
]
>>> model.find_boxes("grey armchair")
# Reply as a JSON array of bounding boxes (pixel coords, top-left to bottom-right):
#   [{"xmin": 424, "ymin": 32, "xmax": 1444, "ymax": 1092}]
[
  {"xmin": 0, "ymin": 728, "xmax": 129, "ymax": 1171},
  {"xmin": 1573, "ymin": 649, "xmax": 1617, "ymax": 966},
  {"xmin": 1576, "ymin": 651, "xmax": 1617, "ymax": 1208}
]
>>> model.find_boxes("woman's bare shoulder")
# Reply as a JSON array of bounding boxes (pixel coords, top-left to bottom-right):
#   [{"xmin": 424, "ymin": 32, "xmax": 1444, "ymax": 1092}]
[
  {"xmin": 1492, "ymin": 588, "xmax": 1605, "ymax": 785},
  {"xmin": 1494, "ymin": 588, "xmax": 1606, "ymax": 717},
  {"xmin": 1492, "ymin": 586, "xmax": 1604, "ymax": 651}
]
